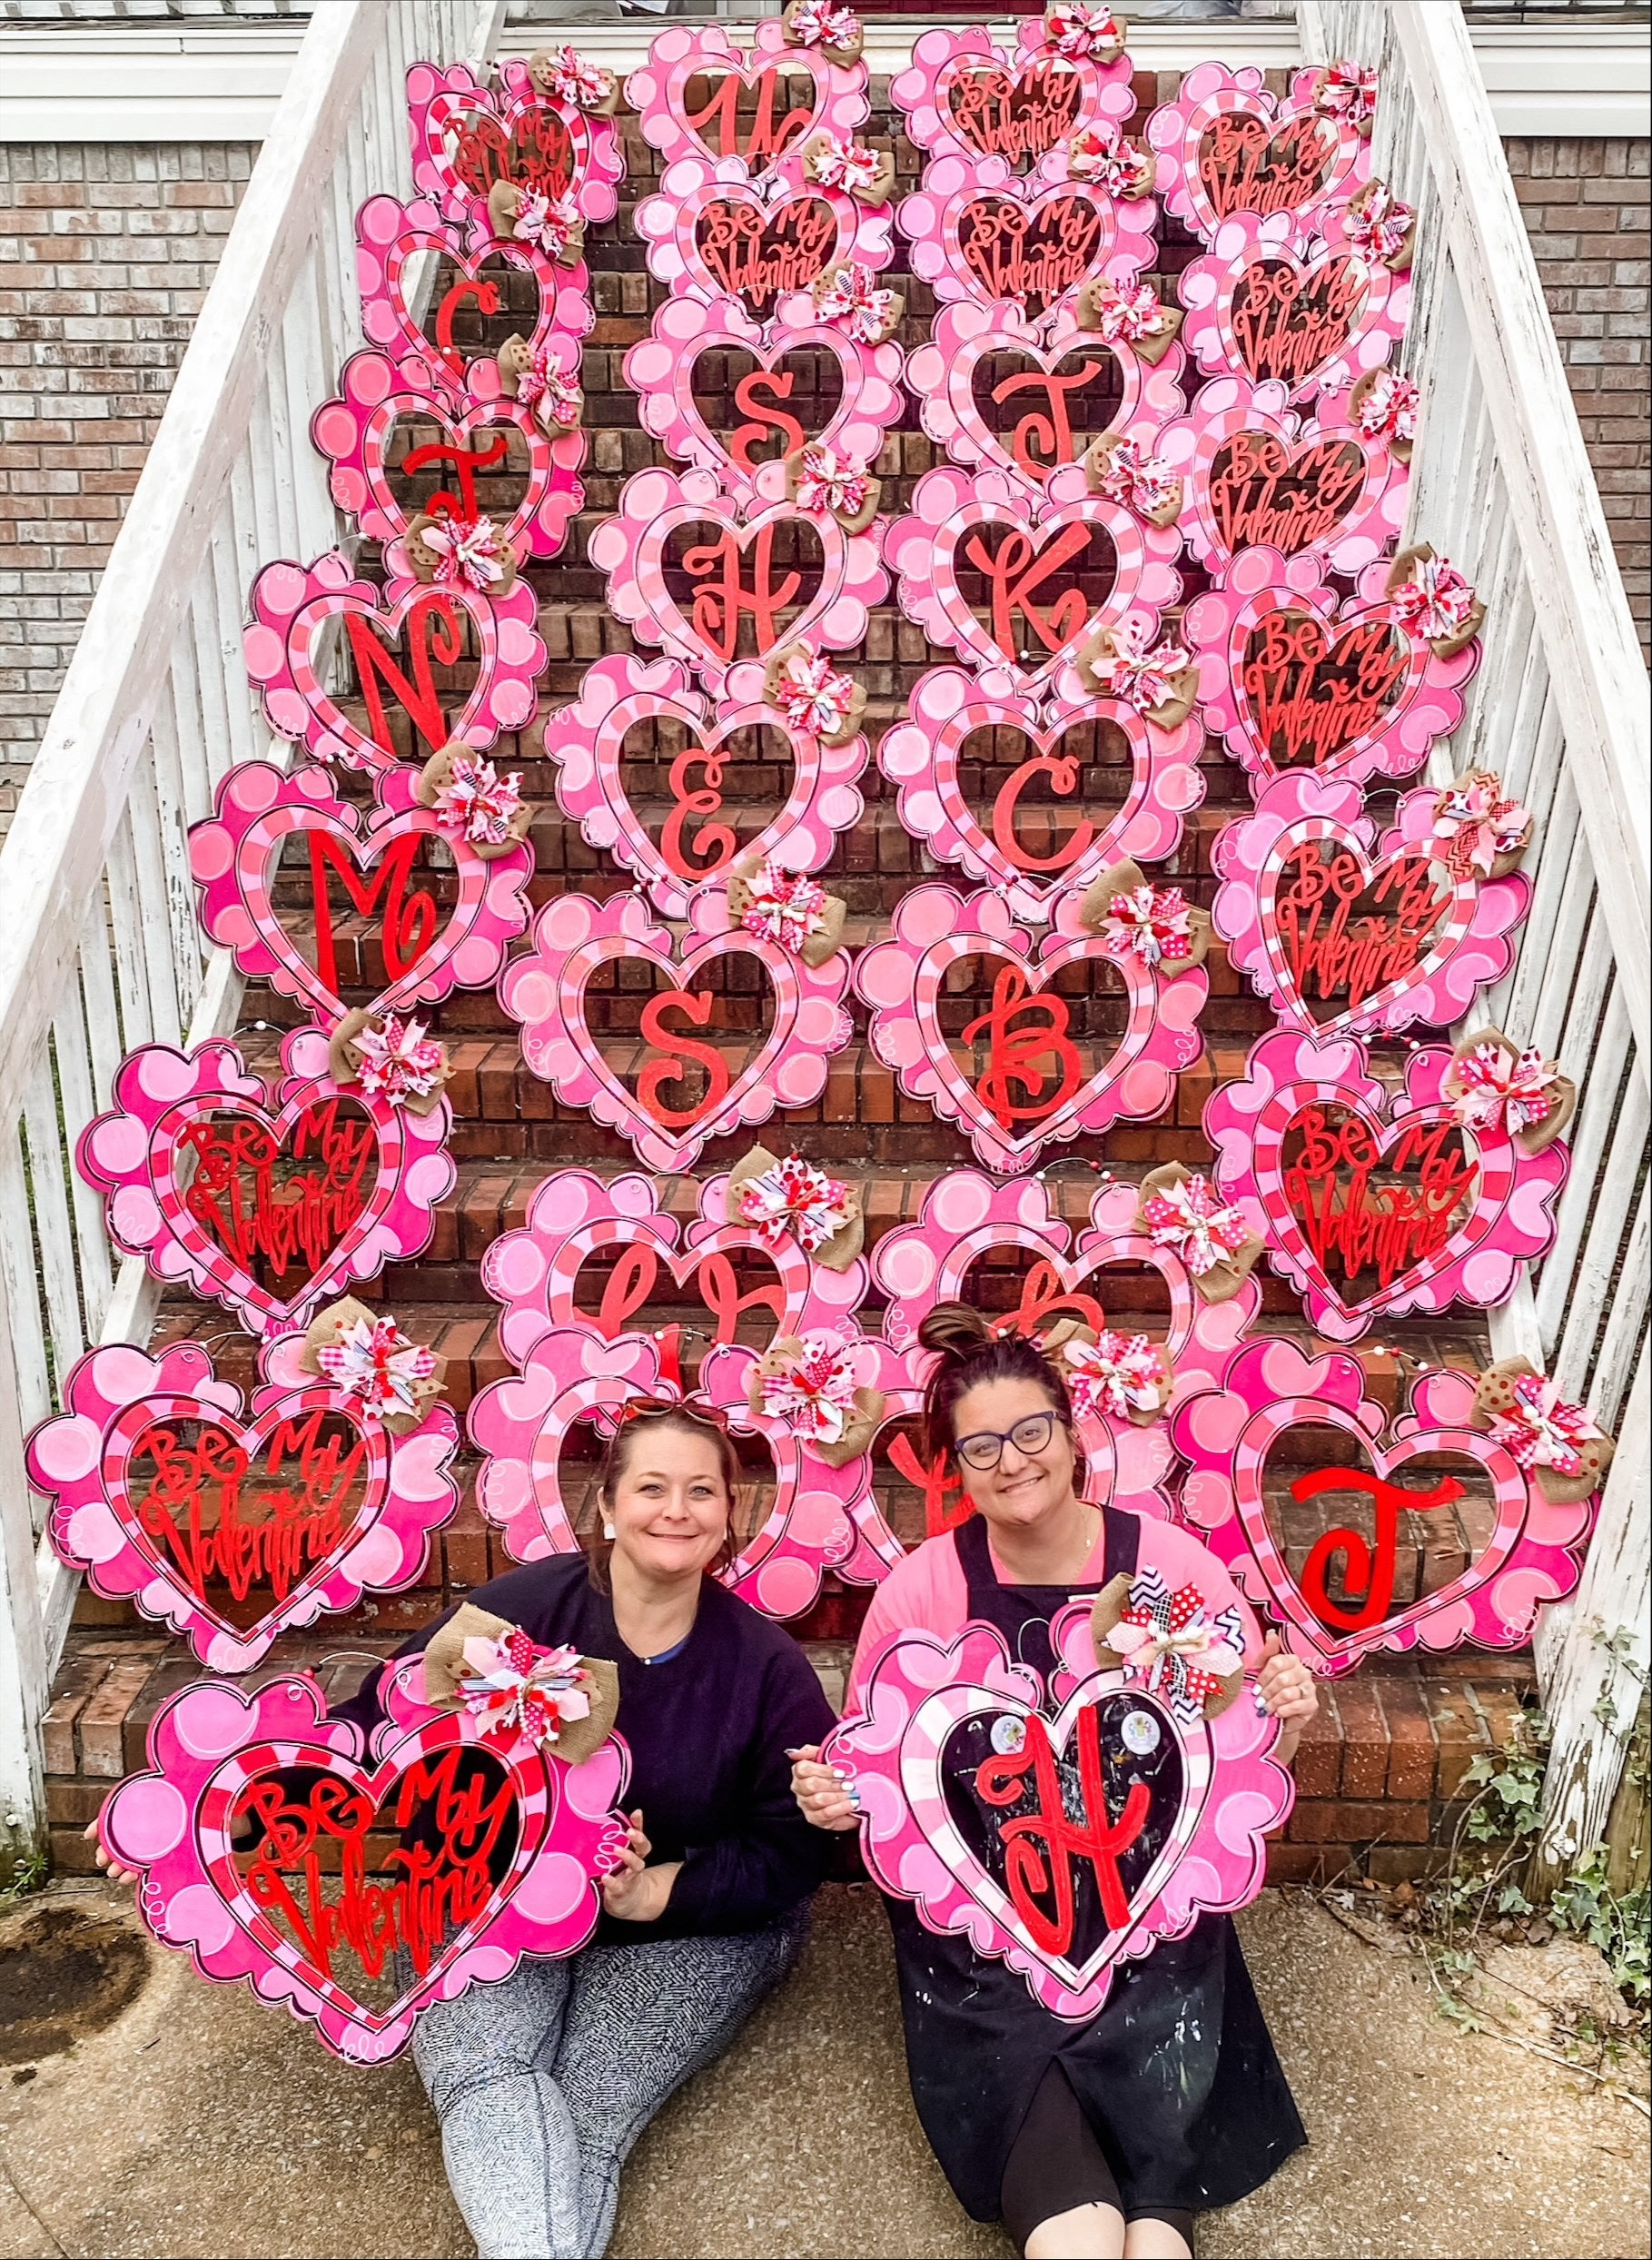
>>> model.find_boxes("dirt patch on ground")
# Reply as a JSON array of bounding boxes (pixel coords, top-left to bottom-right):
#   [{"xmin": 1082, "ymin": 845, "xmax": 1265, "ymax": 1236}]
[{"xmin": 0, "ymin": 1899, "xmax": 149, "ymax": 2066}]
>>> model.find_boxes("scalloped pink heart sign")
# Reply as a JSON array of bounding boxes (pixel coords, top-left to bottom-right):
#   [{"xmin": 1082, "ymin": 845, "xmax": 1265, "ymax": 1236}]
[
  {"xmin": 542, "ymin": 652, "xmax": 866, "ymax": 919},
  {"xmin": 1183, "ymin": 548, "xmax": 1478, "ymax": 790},
  {"xmin": 891, "ymin": 24, "xmax": 1136, "ymax": 178},
  {"xmin": 1204, "ymin": 1030, "xmax": 1567, "ymax": 1343},
  {"xmin": 500, "ymin": 890, "xmax": 853, "ymax": 1175},
  {"xmin": 884, "ymin": 462, "xmax": 1182, "ymax": 699},
  {"xmin": 406, "ymin": 57, "xmax": 627, "ymax": 236},
  {"xmin": 244, "ymin": 551, "xmax": 547, "ymax": 774},
  {"xmin": 589, "ymin": 465, "xmax": 885, "ymax": 692},
  {"xmin": 354, "ymin": 193, "xmax": 591, "ymax": 395},
  {"xmin": 625, "ymin": 295, "xmax": 905, "ymax": 506},
  {"xmin": 189, "ymin": 759, "xmax": 533, "ymax": 1029},
  {"xmin": 879, "ymin": 666, "xmax": 1204, "ymax": 926},
  {"xmin": 856, "ymin": 884, "xmax": 1206, "ymax": 1175},
  {"xmin": 28, "ymin": 1336, "xmax": 460, "ymax": 1672},
  {"xmin": 98, "ymin": 1661, "xmax": 629, "ymax": 2063},
  {"xmin": 1212, "ymin": 771, "xmax": 1528, "ymax": 1041},
  {"xmin": 479, "ymin": 1165, "xmax": 866, "ymax": 1372},
  {"xmin": 823, "ymin": 1614, "xmax": 1291, "ymax": 2019},
  {"xmin": 1148, "ymin": 63, "xmax": 1370, "ymax": 243},
  {"xmin": 625, "ymin": 21, "xmax": 868, "ymax": 175},
  {"xmin": 904, "ymin": 303, "xmax": 1184, "ymax": 497},
  {"xmin": 897, "ymin": 156, "xmax": 1157, "ymax": 322},
  {"xmin": 1179, "ymin": 213, "xmax": 1407, "ymax": 401},
  {"xmin": 1172, "ymin": 1340, "xmax": 1597, "ymax": 1673},
  {"xmin": 311, "ymin": 348, "xmax": 585, "ymax": 562},
  {"xmin": 74, "ymin": 1027, "xmax": 455, "ymax": 1338}
]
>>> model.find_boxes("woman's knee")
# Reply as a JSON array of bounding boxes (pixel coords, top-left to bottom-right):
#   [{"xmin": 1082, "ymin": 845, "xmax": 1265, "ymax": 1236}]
[{"xmin": 412, "ymin": 1958, "xmax": 568, "ymax": 2113}]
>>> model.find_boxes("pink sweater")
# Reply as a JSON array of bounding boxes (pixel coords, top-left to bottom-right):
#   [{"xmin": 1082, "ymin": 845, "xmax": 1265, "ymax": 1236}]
[{"xmin": 847, "ymin": 1512, "xmax": 1266, "ymax": 1709}]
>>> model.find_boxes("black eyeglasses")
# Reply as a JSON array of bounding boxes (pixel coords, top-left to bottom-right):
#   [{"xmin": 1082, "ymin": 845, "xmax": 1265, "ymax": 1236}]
[{"xmin": 954, "ymin": 1411, "xmax": 1061, "ymax": 1472}]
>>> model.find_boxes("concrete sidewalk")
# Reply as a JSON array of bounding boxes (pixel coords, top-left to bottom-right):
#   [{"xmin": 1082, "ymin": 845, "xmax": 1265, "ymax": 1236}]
[{"xmin": 0, "ymin": 1883, "xmax": 1645, "ymax": 2260}]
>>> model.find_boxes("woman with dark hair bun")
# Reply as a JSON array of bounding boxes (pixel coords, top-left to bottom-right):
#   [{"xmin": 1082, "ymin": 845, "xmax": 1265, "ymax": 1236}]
[
  {"xmin": 330, "ymin": 1403, "xmax": 835, "ymax": 2259},
  {"xmin": 793, "ymin": 1303, "xmax": 1317, "ymax": 2260}
]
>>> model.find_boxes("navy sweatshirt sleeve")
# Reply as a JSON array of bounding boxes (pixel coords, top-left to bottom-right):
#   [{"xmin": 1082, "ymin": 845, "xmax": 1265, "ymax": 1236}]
[{"xmin": 331, "ymin": 1558, "xmax": 836, "ymax": 1940}]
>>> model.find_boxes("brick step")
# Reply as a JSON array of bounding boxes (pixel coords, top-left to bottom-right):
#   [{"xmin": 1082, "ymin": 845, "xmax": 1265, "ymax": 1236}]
[{"xmin": 38, "ymin": 1624, "xmax": 1538, "ymax": 1889}]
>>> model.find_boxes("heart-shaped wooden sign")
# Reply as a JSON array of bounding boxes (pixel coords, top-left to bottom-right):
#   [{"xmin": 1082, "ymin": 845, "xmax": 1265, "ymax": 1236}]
[
  {"xmin": 406, "ymin": 56, "xmax": 627, "ymax": 237},
  {"xmin": 589, "ymin": 464, "xmax": 885, "ymax": 691},
  {"xmin": 500, "ymin": 888, "xmax": 853, "ymax": 1175},
  {"xmin": 1180, "ymin": 213, "xmax": 1408, "ymax": 400},
  {"xmin": 542, "ymin": 652, "xmax": 866, "ymax": 918},
  {"xmin": 1212, "ymin": 770, "xmax": 1529, "ymax": 1042},
  {"xmin": 311, "ymin": 348, "xmax": 584, "ymax": 562},
  {"xmin": 879, "ymin": 665, "xmax": 1203, "ymax": 926},
  {"xmin": 904, "ymin": 302, "xmax": 1184, "ymax": 496},
  {"xmin": 245, "ymin": 550, "xmax": 548, "ymax": 774},
  {"xmin": 1184, "ymin": 547, "xmax": 1478, "ymax": 791},
  {"xmin": 892, "ymin": 25, "xmax": 1134, "ymax": 173},
  {"xmin": 856, "ymin": 883, "xmax": 1206, "ymax": 1175},
  {"xmin": 98, "ymin": 1660, "xmax": 629, "ymax": 2062},
  {"xmin": 74, "ymin": 1026, "xmax": 455, "ymax": 1338},
  {"xmin": 1147, "ymin": 62, "xmax": 1370, "ymax": 243},
  {"xmin": 626, "ymin": 20, "xmax": 867, "ymax": 175},
  {"xmin": 354, "ymin": 193, "xmax": 591, "ymax": 398},
  {"xmin": 1162, "ymin": 376, "xmax": 1406, "ymax": 575},
  {"xmin": 637, "ymin": 161, "xmax": 887, "ymax": 333},
  {"xmin": 890, "ymin": 24, "xmax": 1139, "ymax": 173},
  {"xmin": 29, "ymin": 1336, "xmax": 460, "ymax": 1671},
  {"xmin": 899, "ymin": 164, "xmax": 1154, "ymax": 326},
  {"xmin": 625, "ymin": 295, "xmax": 905, "ymax": 506},
  {"xmin": 189, "ymin": 759, "xmax": 533, "ymax": 1029},
  {"xmin": 823, "ymin": 1615, "xmax": 1291, "ymax": 2019},
  {"xmin": 479, "ymin": 1164, "xmax": 866, "ymax": 1373},
  {"xmin": 885, "ymin": 463, "xmax": 1182, "ymax": 699},
  {"xmin": 1203, "ymin": 1029, "xmax": 1567, "ymax": 1342},
  {"xmin": 1172, "ymin": 1340, "xmax": 1598, "ymax": 1673}
]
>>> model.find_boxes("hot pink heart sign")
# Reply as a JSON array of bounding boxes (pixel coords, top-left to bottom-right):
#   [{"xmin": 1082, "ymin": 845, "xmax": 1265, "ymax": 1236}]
[
  {"xmin": 885, "ymin": 462, "xmax": 1181, "ymax": 699},
  {"xmin": 891, "ymin": 24, "xmax": 1136, "ymax": 176},
  {"xmin": 479, "ymin": 1165, "xmax": 866, "ymax": 1373},
  {"xmin": 500, "ymin": 889, "xmax": 853, "ymax": 1175},
  {"xmin": 1172, "ymin": 1339, "xmax": 1598, "ymax": 1672},
  {"xmin": 1203, "ymin": 1029, "xmax": 1567, "ymax": 1343},
  {"xmin": 74, "ymin": 1027, "xmax": 455, "ymax": 1338},
  {"xmin": 856, "ymin": 883, "xmax": 1205, "ymax": 1176},
  {"xmin": 28, "ymin": 1337, "xmax": 459, "ymax": 1672},
  {"xmin": 625, "ymin": 295, "xmax": 905, "ymax": 508},
  {"xmin": 245, "ymin": 550, "xmax": 547, "ymax": 774},
  {"xmin": 589, "ymin": 465, "xmax": 885, "ymax": 693},
  {"xmin": 1183, "ymin": 547, "xmax": 1477, "ymax": 791},
  {"xmin": 189, "ymin": 759, "xmax": 533, "ymax": 1029},
  {"xmin": 879, "ymin": 666, "xmax": 1203, "ymax": 926},
  {"xmin": 823, "ymin": 1615, "xmax": 1291, "ymax": 2019},
  {"xmin": 1148, "ymin": 62, "xmax": 1370, "ymax": 244},
  {"xmin": 542, "ymin": 652, "xmax": 866, "ymax": 920},
  {"xmin": 406, "ymin": 56, "xmax": 626, "ymax": 236},
  {"xmin": 311, "ymin": 347, "xmax": 585, "ymax": 562},
  {"xmin": 355, "ymin": 193, "xmax": 591, "ymax": 395},
  {"xmin": 897, "ymin": 156, "xmax": 1156, "ymax": 322},
  {"xmin": 1212, "ymin": 770, "xmax": 1528, "ymax": 1042},
  {"xmin": 98, "ymin": 1661, "xmax": 629, "ymax": 2063},
  {"xmin": 1179, "ymin": 210, "xmax": 1407, "ymax": 401}
]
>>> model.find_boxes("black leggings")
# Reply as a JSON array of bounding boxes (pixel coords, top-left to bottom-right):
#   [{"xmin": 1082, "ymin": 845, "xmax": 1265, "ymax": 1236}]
[{"xmin": 1000, "ymin": 2064, "xmax": 1196, "ymax": 2257}]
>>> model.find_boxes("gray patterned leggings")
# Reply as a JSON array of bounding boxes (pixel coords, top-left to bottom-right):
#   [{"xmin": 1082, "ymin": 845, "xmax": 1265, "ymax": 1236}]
[{"xmin": 411, "ymin": 1910, "xmax": 809, "ymax": 2260}]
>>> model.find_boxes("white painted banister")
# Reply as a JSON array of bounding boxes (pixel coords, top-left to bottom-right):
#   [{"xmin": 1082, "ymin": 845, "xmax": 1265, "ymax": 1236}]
[
  {"xmin": 1301, "ymin": 0, "xmax": 1650, "ymax": 1878},
  {"xmin": 0, "ymin": 0, "xmax": 504, "ymax": 1877}
]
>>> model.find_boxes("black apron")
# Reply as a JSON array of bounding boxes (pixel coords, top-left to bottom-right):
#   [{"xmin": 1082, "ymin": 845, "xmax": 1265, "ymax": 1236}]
[{"xmin": 883, "ymin": 1512, "xmax": 1307, "ymax": 2222}]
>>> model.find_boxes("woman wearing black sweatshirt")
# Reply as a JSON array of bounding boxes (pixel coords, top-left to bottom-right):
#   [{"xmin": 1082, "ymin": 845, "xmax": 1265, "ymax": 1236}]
[{"xmin": 334, "ymin": 1402, "xmax": 836, "ymax": 2260}]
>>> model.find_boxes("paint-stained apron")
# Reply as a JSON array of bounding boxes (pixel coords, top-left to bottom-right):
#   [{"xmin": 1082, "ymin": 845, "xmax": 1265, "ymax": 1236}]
[{"xmin": 882, "ymin": 1511, "xmax": 1307, "ymax": 2221}]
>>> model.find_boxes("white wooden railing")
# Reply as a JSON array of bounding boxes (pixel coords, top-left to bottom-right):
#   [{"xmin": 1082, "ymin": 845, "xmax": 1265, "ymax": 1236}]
[
  {"xmin": 1301, "ymin": 0, "xmax": 1651, "ymax": 1877},
  {"xmin": 0, "ymin": 0, "xmax": 1645, "ymax": 1886},
  {"xmin": 0, "ymin": 0, "xmax": 505, "ymax": 1872}
]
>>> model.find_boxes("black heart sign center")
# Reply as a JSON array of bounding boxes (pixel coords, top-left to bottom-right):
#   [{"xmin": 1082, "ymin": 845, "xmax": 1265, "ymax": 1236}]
[{"xmin": 942, "ymin": 1692, "xmax": 1182, "ymax": 1968}]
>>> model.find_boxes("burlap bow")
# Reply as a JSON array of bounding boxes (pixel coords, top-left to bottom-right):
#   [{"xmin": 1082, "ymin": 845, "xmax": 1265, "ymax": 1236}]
[
  {"xmin": 725, "ymin": 1144, "xmax": 865, "ymax": 1272},
  {"xmin": 421, "ymin": 1604, "xmax": 620, "ymax": 1765}
]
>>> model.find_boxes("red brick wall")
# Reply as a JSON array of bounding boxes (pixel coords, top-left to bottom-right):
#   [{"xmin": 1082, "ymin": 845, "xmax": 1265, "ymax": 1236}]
[
  {"xmin": 0, "ymin": 142, "xmax": 255, "ymax": 815},
  {"xmin": 1505, "ymin": 135, "xmax": 1652, "ymax": 657}
]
